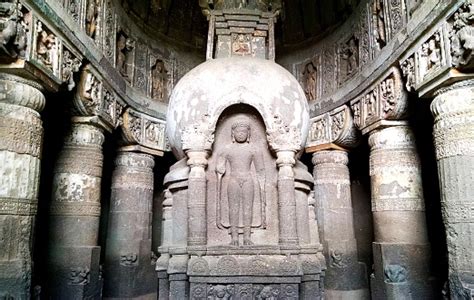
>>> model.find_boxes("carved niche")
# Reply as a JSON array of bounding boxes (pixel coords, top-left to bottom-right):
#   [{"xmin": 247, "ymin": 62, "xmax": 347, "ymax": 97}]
[
  {"xmin": 206, "ymin": 107, "xmax": 278, "ymax": 248},
  {"xmin": 371, "ymin": 0, "xmax": 387, "ymax": 52},
  {"xmin": 85, "ymin": 0, "xmax": 101, "ymax": 40},
  {"xmin": 301, "ymin": 58, "xmax": 319, "ymax": 102},
  {"xmin": 149, "ymin": 55, "xmax": 171, "ymax": 102}
]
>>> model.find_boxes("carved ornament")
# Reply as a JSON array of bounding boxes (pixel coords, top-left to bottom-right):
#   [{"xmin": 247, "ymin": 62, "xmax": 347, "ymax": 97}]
[
  {"xmin": 266, "ymin": 114, "xmax": 302, "ymax": 152},
  {"xmin": 73, "ymin": 66, "xmax": 123, "ymax": 132},
  {"xmin": 350, "ymin": 67, "xmax": 408, "ymax": 134},
  {"xmin": 306, "ymin": 105, "xmax": 358, "ymax": 151},
  {"xmin": 181, "ymin": 113, "xmax": 214, "ymax": 152},
  {"xmin": 121, "ymin": 107, "xmax": 169, "ymax": 155}
]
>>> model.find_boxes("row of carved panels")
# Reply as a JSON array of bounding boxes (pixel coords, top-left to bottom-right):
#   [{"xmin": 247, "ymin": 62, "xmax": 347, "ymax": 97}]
[
  {"xmin": 296, "ymin": 0, "xmax": 411, "ymax": 102},
  {"xmin": 1, "ymin": 0, "xmax": 177, "ymax": 106},
  {"xmin": 297, "ymin": 0, "xmax": 474, "ymax": 106},
  {"xmin": 0, "ymin": 2, "xmax": 82, "ymax": 91},
  {"xmin": 307, "ymin": 67, "xmax": 406, "ymax": 148},
  {"xmin": 74, "ymin": 66, "xmax": 170, "ymax": 152}
]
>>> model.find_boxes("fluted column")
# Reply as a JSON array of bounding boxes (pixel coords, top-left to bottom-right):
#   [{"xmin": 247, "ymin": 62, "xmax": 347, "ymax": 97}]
[
  {"xmin": 47, "ymin": 121, "xmax": 104, "ymax": 299},
  {"xmin": 368, "ymin": 125, "xmax": 432, "ymax": 299},
  {"xmin": 0, "ymin": 74, "xmax": 45, "ymax": 298},
  {"xmin": 103, "ymin": 151, "xmax": 156, "ymax": 299},
  {"xmin": 431, "ymin": 80, "xmax": 474, "ymax": 299},
  {"xmin": 275, "ymin": 150, "xmax": 299, "ymax": 249},
  {"xmin": 312, "ymin": 150, "xmax": 369, "ymax": 299}
]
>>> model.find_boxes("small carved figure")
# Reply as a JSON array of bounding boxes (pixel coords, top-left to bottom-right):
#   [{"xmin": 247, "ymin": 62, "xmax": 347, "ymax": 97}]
[
  {"xmin": 116, "ymin": 32, "xmax": 134, "ymax": 79},
  {"xmin": 400, "ymin": 57, "xmax": 415, "ymax": 91},
  {"xmin": 450, "ymin": 4, "xmax": 474, "ymax": 68},
  {"xmin": 69, "ymin": 267, "xmax": 90, "ymax": 285},
  {"xmin": 341, "ymin": 37, "xmax": 359, "ymax": 77},
  {"xmin": 303, "ymin": 61, "xmax": 317, "ymax": 101},
  {"xmin": 85, "ymin": 0, "xmax": 99, "ymax": 39},
  {"xmin": 150, "ymin": 58, "xmax": 168, "ymax": 101},
  {"xmin": 372, "ymin": 0, "xmax": 386, "ymax": 50},
  {"xmin": 384, "ymin": 264, "xmax": 407, "ymax": 283},
  {"xmin": 216, "ymin": 119, "xmax": 265, "ymax": 246},
  {"xmin": 428, "ymin": 35, "xmax": 441, "ymax": 70},
  {"xmin": 36, "ymin": 21, "xmax": 56, "ymax": 67},
  {"xmin": 330, "ymin": 249, "xmax": 345, "ymax": 268},
  {"xmin": 232, "ymin": 34, "xmax": 251, "ymax": 56},
  {"xmin": 120, "ymin": 253, "xmax": 138, "ymax": 266},
  {"xmin": 62, "ymin": 50, "xmax": 82, "ymax": 90}
]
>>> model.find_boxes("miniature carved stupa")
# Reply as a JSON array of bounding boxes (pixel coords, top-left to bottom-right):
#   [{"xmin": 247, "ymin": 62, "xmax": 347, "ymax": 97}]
[{"xmin": 158, "ymin": 1, "xmax": 325, "ymax": 298}]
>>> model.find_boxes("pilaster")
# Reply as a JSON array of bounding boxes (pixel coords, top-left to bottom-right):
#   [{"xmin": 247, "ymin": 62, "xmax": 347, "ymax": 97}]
[
  {"xmin": 0, "ymin": 73, "xmax": 45, "ymax": 298},
  {"xmin": 431, "ymin": 79, "xmax": 474, "ymax": 299}
]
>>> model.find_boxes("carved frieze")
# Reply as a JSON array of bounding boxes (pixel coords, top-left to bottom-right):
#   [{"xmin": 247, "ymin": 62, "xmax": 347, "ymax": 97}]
[
  {"xmin": 190, "ymin": 283, "xmax": 298, "ymax": 300},
  {"xmin": 306, "ymin": 105, "xmax": 358, "ymax": 150},
  {"xmin": 73, "ymin": 66, "xmax": 123, "ymax": 131},
  {"xmin": 350, "ymin": 67, "xmax": 408, "ymax": 134},
  {"xmin": 122, "ymin": 108, "xmax": 169, "ymax": 153}
]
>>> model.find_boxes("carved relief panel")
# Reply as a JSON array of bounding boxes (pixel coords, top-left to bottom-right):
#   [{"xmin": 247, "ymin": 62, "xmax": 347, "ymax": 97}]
[
  {"xmin": 115, "ymin": 29, "xmax": 135, "ymax": 82},
  {"xmin": 338, "ymin": 35, "xmax": 359, "ymax": 84},
  {"xmin": 0, "ymin": 1, "xmax": 31, "ymax": 61},
  {"xmin": 299, "ymin": 55, "xmax": 321, "ymax": 102},
  {"xmin": 321, "ymin": 46, "xmax": 336, "ymax": 97},
  {"xmin": 148, "ymin": 53, "xmax": 174, "ymax": 103},
  {"xmin": 33, "ymin": 20, "xmax": 60, "ymax": 75}
]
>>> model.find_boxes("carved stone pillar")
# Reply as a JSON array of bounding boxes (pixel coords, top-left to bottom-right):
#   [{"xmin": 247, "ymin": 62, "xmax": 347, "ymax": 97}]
[
  {"xmin": 431, "ymin": 80, "xmax": 474, "ymax": 298},
  {"xmin": 312, "ymin": 150, "xmax": 369, "ymax": 299},
  {"xmin": 0, "ymin": 74, "xmax": 45, "ymax": 298},
  {"xmin": 186, "ymin": 150, "xmax": 209, "ymax": 251},
  {"xmin": 368, "ymin": 125, "xmax": 432, "ymax": 299},
  {"xmin": 275, "ymin": 150, "xmax": 299, "ymax": 249},
  {"xmin": 47, "ymin": 121, "xmax": 105, "ymax": 299},
  {"xmin": 103, "ymin": 150, "xmax": 156, "ymax": 299}
]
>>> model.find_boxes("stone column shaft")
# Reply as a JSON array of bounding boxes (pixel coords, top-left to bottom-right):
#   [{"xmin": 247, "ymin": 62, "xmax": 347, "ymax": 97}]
[
  {"xmin": 431, "ymin": 80, "xmax": 474, "ymax": 299},
  {"xmin": 312, "ymin": 150, "xmax": 368, "ymax": 299},
  {"xmin": 276, "ymin": 150, "xmax": 299, "ymax": 249},
  {"xmin": 0, "ymin": 75, "xmax": 45, "ymax": 298},
  {"xmin": 368, "ymin": 125, "xmax": 432, "ymax": 299},
  {"xmin": 186, "ymin": 150, "xmax": 208, "ymax": 251},
  {"xmin": 48, "ymin": 122, "xmax": 104, "ymax": 299},
  {"xmin": 103, "ymin": 151, "xmax": 156, "ymax": 299}
]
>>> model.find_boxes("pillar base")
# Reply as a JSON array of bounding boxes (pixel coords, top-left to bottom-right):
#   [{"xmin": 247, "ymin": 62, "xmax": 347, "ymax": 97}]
[
  {"xmin": 370, "ymin": 242, "xmax": 434, "ymax": 300},
  {"xmin": 48, "ymin": 246, "xmax": 102, "ymax": 299}
]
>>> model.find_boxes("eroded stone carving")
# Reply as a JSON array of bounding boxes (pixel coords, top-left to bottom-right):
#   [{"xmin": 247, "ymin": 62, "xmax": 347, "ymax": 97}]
[
  {"xmin": 0, "ymin": 0, "xmax": 28, "ymax": 60},
  {"xmin": 61, "ymin": 49, "xmax": 82, "ymax": 90},
  {"xmin": 449, "ymin": 2, "xmax": 474, "ymax": 69},
  {"xmin": 85, "ymin": 0, "xmax": 100, "ymax": 39},
  {"xmin": 302, "ymin": 60, "xmax": 317, "ymax": 101},
  {"xmin": 350, "ymin": 67, "xmax": 407, "ymax": 133},
  {"xmin": 339, "ymin": 35, "xmax": 359, "ymax": 83},
  {"xmin": 35, "ymin": 21, "xmax": 58, "ymax": 72},
  {"xmin": 371, "ymin": 0, "xmax": 387, "ymax": 51},
  {"xmin": 216, "ymin": 119, "xmax": 266, "ymax": 246},
  {"xmin": 150, "ymin": 57, "xmax": 168, "ymax": 101},
  {"xmin": 69, "ymin": 267, "xmax": 90, "ymax": 285},
  {"xmin": 384, "ymin": 264, "xmax": 407, "ymax": 283},
  {"xmin": 116, "ymin": 31, "xmax": 134, "ymax": 81},
  {"xmin": 120, "ymin": 253, "xmax": 138, "ymax": 266}
]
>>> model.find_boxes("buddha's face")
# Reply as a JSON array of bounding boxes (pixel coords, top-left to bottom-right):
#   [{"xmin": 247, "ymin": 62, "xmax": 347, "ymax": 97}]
[{"xmin": 232, "ymin": 125, "xmax": 249, "ymax": 143}]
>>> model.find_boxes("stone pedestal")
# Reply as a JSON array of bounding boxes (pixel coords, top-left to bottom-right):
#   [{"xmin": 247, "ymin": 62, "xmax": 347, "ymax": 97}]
[
  {"xmin": 0, "ymin": 75, "xmax": 45, "ymax": 298},
  {"xmin": 312, "ymin": 150, "xmax": 369, "ymax": 299},
  {"xmin": 47, "ymin": 121, "xmax": 105, "ymax": 299},
  {"xmin": 431, "ymin": 80, "xmax": 474, "ymax": 299},
  {"xmin": 368, "ymin": 125, "xmax": 433, "ymax": 299},
  {"xmin": 103, "ymin": 151, "xmax": 156, "ymax": 299}
]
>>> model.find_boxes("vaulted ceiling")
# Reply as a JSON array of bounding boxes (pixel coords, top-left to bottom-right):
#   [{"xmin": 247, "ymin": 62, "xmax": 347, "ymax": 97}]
[{"xmin": 120, "ymin": 0, "xmax": 359, "ymax": 51}]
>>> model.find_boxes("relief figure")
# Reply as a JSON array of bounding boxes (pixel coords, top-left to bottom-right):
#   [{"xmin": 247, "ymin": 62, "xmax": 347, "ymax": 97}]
[{"xmin": 216, "ymin": 119, "xmax": 265, "ymax": 246}]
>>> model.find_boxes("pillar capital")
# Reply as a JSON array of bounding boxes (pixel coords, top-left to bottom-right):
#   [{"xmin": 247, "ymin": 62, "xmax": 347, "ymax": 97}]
[
  {"xmin": 350, "ymin": 67, "xmax": 408, "ymax": 135},
  {"xmin": 0, "ymin": 73, "xmax": 45, "ymax": 112},
  {"xmin": 306, "ymin": 104, "xmax": 359, "ymax": 152},
  {"xmin": 311, "ymin": 150, "xmax": 349, "ymax": 166},
  {"xmin": 367, "ymin": 124, "xmax": 414, "ymax": 150}
]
